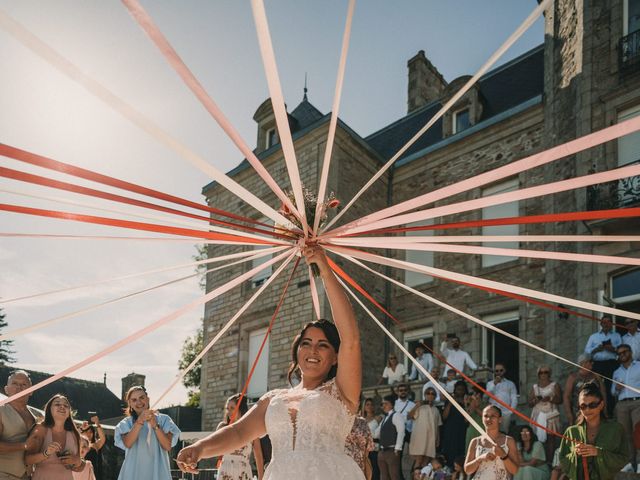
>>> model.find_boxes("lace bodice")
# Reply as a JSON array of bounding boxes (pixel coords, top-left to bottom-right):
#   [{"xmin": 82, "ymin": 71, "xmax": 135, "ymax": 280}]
[
  {"xmin": 264, "ymin": 379, "xmax": 355, "ymax": 455},
  {"xmin": 473, "ymin": 439, "xmax": 511, "ymax": 480}
]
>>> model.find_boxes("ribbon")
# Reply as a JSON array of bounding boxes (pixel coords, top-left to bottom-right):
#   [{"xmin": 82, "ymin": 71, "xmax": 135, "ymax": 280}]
[
  {"xmin": 120, "ymin": 0, "xmax": 300, "ymax": 222},
  {"xmin": 0, "ymin": 249, "xmax": 281, "ymax": 341},
  {"xmin": 228, "ymin": 257, "xmax": 301, "ymax": 423},
  {"xmin": 327, "ymin": 113, "xmax": 640, "ymax": 237},
  {"xmin": 251, "ymin": 0, "xmax": 309, "ymax": 235},
  {"xmin": 330, "ymin": 248, "xmax": 640, "ymax": 394},
  {"xmin": 0, "ymin": 11, "xmax": 290, "ymax": 226},
  {"xmin": 0, "ymin": 203, "xmax": 288, "ymax": 246},
  {"xmin": 338, "ymin": 207, "xmax": 640, "ymax": 237},
  {"xmin": 330, "ymin": 163, "xmax": 640, "ymax": 236},
  {"xmin": 327, "ymin": 238, "xmax": 640, "ymax": 267},
  {"xmin": 0, "ymin": 143, "xmax": 271, "ymax": 228},
  {"xmin": 151, "ymin": 250, "xmax": 298, "ymax": 408},
  {"xmin": 0, "ymin": 167, "xmax": 291, "ymax": 240},
  {"xmin": 312, "ymin": 0, "xmax": 355, "ymax": 235},
  {"xmin": 0, "ymin": 249, "xmax": 293, "ymax": 406},
  {"xmin": 330, "ymin": 234, "xmax": 640, "ymax": 244},
  {"xmin": 2, "ymin": 246, "xmax": 284, "ymax": 304},
  {"xmin": 324, "ymin": 0, "xmax": 553, "ymax": 232}
]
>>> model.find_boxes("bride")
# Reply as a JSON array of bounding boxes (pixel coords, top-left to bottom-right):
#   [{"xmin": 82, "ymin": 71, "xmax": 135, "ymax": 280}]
[{"xmin": 177, "ymin": 246, "xmax": 363, "ymax": 479}]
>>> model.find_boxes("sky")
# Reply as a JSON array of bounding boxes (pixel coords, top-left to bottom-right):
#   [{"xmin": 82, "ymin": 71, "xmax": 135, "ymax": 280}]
[{"xmin": 0, "ymin": 1, "xmax": 545, "ymax": 411}]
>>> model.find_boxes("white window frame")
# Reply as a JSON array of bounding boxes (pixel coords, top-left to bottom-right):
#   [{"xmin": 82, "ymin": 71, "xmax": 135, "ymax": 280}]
[
  {"xmin": 480, "ymin": 310, "xmax": 519, "ymax": 365},
  {"xmin": 611, "ymin": 268, "xmax": 640, "ymax": 304},
  {"xmin": 265, "ymin": 128, "xmax": 277, "ymax": 149},
  {"xmin": 624, "ymin": 0, "xmax": 640, "ymax": 35},
  {"xmin": 247, "ymin": 327, "xmax": 270, "ymax": 398},
  {"xmin": 618, "ymin": 104, "xmax": 640, "ymax": 167},
  {"xmin": 481, "ymin": 179, "xmax": 519, "ymax": 268},
  {"xmin": 403, "ymin": 327, "xmax": 433, "ymax": 373},
  {"xmin": 404, "ymin": 219, "xmax": 434, "ymax": 287},
  {"xmin": 453, "ymin": 108, "xmax": 470, "ymax": 134}
]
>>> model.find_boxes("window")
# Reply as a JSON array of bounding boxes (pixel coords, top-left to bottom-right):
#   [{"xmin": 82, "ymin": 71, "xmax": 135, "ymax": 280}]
[
  {"xmin": 481, "ymin": 311, "xmax": 520, "ymax": 390},
  {"xmin": 404, "ymin": 219, "xmax": 434, "ymax": 287},
  {"xmin": 624, "ymin": 0, "xmax": 640, "ymax": 35},
  {"xmin": 453, "ymin": 108, "xmax": 471, "ymax": 134},
  {"xmin": 611, "ymin": 269, "xmax": 640, "ymax": 322},
  {"xmin": 266, "ymin": 128, "xmax": 278, "ymax": 149},
  {"xmin": 618, "ymin": 105, "xmax": 640, "ymax": 167},
  {"xmin": 247, "ymin": 327, "xmax": 270, "ymax": 398},
  {"xmin": 251, "ymin": 218, "xmax": 273, "ymax": 288},
  {"xmin": 481, "ymin": 179, "xmax": 519, "ymax": 267},
  {"xmin": 251, "ymin": 245, "xmax": 272, "ymax": 287},
  {"xmin": 403, "ymin": 327, "xmax": 433, "ymax": 373}
]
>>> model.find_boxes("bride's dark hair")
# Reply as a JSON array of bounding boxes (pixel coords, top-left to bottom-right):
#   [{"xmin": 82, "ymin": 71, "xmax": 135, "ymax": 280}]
[{"xmin": 287, "ymin": 319, "xmax": 340, "ymax": 385}]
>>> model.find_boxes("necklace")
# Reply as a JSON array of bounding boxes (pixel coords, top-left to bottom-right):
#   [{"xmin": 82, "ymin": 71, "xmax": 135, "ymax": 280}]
[{"xmin": 586, "ymin": 423, "xmax": 599, "ymax": 442}]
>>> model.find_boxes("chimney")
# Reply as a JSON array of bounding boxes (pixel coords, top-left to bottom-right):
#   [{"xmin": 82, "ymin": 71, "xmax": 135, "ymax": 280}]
[
  {"xmin": 407, "ymin": 50, "xmax": 447, "ymax": 113},
  {"xmin": 121, "ymin": 372, "xmax": 146, "ymax": 401}
]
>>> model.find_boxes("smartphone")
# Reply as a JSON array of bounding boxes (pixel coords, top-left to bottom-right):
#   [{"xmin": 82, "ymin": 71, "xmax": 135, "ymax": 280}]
[{"xmin": 602, "ymin": 339, "xmax": 612, "ymax": 345}]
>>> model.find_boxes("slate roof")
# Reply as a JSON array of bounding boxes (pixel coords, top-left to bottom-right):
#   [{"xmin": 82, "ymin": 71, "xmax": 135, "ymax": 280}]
[
  {"xmin": 289, "ymin": 98, "xmax": 324, "ymax": 131},
  {"xmin": 0, "ymin": 366, "xmax": 123, "ymax": 421},
  {"xmin": 365, "ymin": 44, "xmax": 544, "ymax": 162}
]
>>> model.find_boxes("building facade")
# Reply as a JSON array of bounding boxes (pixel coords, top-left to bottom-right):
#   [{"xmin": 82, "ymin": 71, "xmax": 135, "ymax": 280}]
[{"xmin": 199, "ymin": 0, "xmax": 640, "ymax": 430}]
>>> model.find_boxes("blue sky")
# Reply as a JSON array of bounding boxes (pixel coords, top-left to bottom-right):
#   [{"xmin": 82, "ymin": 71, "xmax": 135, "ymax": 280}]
[{"xmin": 0, "ymin": 1, "xmax": 544, "ymax": 409}]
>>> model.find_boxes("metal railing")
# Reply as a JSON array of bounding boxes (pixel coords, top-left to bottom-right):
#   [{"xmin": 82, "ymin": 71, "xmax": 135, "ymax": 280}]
[
  {"xmin": 586, "ymin": 159, "xmax": 640, "ymax": 211},
  {"xmin": 620, "ymin": 29, "xmax": 640, "ymax": 76}
]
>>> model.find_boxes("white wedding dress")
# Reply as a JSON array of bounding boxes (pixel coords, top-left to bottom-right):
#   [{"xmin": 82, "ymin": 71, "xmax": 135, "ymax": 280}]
[{"xmin": 262, "ymin": 379, "xmax": 365, "ymax": 479}]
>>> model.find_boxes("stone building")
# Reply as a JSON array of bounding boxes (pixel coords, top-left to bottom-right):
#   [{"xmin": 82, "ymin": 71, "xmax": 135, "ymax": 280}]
[{"xmin": 199, "ymin": 0, "xmax": 640, "ymax": 430}]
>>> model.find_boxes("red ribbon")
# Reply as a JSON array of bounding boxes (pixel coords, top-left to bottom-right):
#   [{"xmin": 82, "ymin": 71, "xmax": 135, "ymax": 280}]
[
  {"xmin": 0, "ymin": 203, "xmax": 281, "ymax": 245},
  {"xmin": 229, "ymin": 257, "xmax": 301, "ymax": 424},
  {"xmin": 338, "ymin": 208, "xmax": 640, "ymax": 237},
  {"xmin": 0, "ymin": 143, "xmax": 270, "ymax": 228},
  {"xmin": 0, "ymin": 166, "xmax": 292, "ymax": 240}
]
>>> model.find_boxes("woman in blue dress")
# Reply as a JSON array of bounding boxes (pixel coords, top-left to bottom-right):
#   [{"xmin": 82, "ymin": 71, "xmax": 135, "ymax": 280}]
[{"xmin": 114, "ymin": 386, "xmax": 181, "ymax": 480}]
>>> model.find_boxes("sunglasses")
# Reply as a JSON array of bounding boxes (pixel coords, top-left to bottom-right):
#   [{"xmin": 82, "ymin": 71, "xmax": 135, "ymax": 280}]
[
  {"xmin": 494, "ymin": 369, "xmax": 505, "ymax": 373},
  {"xmin": 538, "ymin": 370, "xmax": 551, "ymax": 374},
  {"xmin": 425, "ymin": 391, "xmax": 436, "ymax": 396},
  {"xmin": 617, "ymin": 350, "xmax": 631, "ymax": 356},
  {"xmin": 579, "ymin": 400, "xmax": 602, "ymax": 410}
]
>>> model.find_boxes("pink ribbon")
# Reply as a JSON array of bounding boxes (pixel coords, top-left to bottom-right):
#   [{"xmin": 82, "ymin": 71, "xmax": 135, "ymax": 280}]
[
  {"xmin": 0, "ymin": 249, "xmax": 293, "ymax": 406},
  {"xmin": 327, "ymin": 114, "xmax": 640, "ymax": 237},
  {"xmin": 251, "ymin": 0, "xmax": 308, "ymax": 234},
  {"xmin": 324, "ymin": 0, "xmax": 553, "ymax": 232}
]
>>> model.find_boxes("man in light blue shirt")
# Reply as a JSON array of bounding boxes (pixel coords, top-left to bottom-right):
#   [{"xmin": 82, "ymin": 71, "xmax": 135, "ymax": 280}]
[
  {"xmin": 622, "ymin": 319, "xmax": 640, "ymax": 361},
  {"xmin": 612, "ymin": 344, "xmax": 640, "ymax": 473},
  {"xmin": 585, "ymin": 316, "xmax": 622, "ymax": 415},
  {"xmin": 408, "ymin": 343, "xmax": 433, "ymax": 382}
]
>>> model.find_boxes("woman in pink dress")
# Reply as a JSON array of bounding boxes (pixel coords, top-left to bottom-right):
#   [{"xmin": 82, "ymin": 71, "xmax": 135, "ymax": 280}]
[{"xmin": 26, "ymin": 394, "xmax": 88, "ymax": 479}]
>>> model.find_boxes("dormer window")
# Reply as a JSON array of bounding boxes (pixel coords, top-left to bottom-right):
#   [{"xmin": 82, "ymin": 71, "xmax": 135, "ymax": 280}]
[
  {"xmin": 266, "ymin": 128, "xmax": 278, "ymax": 149},
  {"xmin": 453, "ymin": 108, "xmax": 471, "ymax": 134}
]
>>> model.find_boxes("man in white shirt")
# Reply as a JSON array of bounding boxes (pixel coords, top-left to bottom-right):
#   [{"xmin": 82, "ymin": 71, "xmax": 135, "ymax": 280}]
[
  {"xmin": 440, "ymin": 335, "xmax": 477, "ymax": 374},
  {"xmin": 408, "ymin": 343, "xmax": 434, "ymax": 382},
  {"xmin": 394, "ymin": 384, "xmax": 416, "ymax": 438},
  {"xmin": 486, "ymin": 362, "xmax": 518, "ymax": 433},
  {"xmin": 585, "ymin": 316, "xmax": 622, "ymax": 415},
  {"xmin": 375, "ymin": 395, "xmax": 405, "ymax": 480},
  {"xmin": 622, "ymin": 319, "xmax": 640, "ymax": 361},
  {"xmin": 612, "ymin": 344, "xmax": 640, "ymax": 473}
]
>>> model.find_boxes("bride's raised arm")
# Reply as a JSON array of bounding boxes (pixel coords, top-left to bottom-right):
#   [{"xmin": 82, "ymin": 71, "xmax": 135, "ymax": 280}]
[{"xmin": 305, "ymin": 246, "xmax": 362, "ymax": 413}]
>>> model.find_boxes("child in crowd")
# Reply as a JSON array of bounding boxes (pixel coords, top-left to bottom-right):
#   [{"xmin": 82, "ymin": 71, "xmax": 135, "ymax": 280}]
[
  {"xmin": 72, "ymin": 436, "xmax": 96, "ymax": 480},
  {"xmin": 424, "ymin": 455, "xmax": 450, "ymax": 480},
  {"xmin": 450, "ymin": 456, "xmax": 467, "ymax": 480}
]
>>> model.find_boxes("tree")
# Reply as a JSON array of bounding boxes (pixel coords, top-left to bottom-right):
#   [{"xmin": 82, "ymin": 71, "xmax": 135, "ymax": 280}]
[
  {"xmin": 0, "ymin": 308, "xmax": 15, "ymax": 365},
  {"xmin": 179, "ymin": 325, "xmax": 203, "ymax": 407},
  {"xmin": 193, "ymin": 244, "xmax": 208, "ymax": 291}
]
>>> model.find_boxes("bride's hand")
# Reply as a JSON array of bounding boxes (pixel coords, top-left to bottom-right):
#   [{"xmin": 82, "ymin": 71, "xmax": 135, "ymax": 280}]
[
  {"xmin": 176, "ymin": 443, "xmax": 202, "ymax": 473},
  {"xmin": 302, "ymin": 244, "xmax": 329, "ymax": 274}
]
